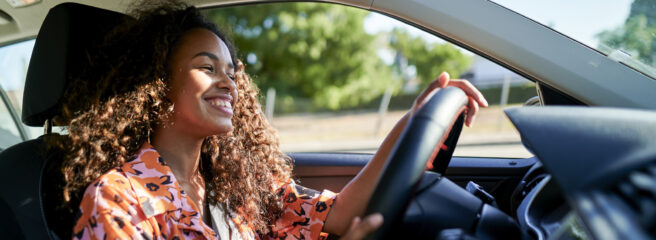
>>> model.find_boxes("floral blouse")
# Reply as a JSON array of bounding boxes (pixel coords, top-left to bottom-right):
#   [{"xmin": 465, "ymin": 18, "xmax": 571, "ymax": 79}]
[{"xmin": 72, "ymin": 143, "xmax": 337, "ymax": 240}]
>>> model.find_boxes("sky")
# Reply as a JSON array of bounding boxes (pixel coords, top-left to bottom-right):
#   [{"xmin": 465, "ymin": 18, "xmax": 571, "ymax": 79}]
[{"xmin": 490, "ymin": 0, "xmax": 632, "ymax": 47}]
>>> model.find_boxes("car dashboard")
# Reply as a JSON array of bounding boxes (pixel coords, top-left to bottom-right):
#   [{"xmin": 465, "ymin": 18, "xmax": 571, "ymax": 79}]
[
  {"xmin": 516, "ymin": 173, "xmax": 588, "ymax": 240},
  {"xmin": 506, "ymin": 106, "xmax": 656, "ymax": 240}
]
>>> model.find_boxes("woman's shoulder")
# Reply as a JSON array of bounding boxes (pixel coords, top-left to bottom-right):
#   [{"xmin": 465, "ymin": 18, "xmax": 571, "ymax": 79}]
[
  {"xmin": 73, "ymin": 167, "xmax": 139, "ymax": 235},
  {"xmin": 79, "ymin": 167, "xmax": 138, "ymax": 206},
  {"xmin": 80, "ymin": 145, "xmax": 166, "ymax": 201}
]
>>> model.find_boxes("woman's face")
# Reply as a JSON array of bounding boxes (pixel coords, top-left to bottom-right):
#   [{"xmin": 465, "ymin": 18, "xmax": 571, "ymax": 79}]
[{"xmin": 166, "ymin": 28, "xmax": 237, "ymax": 138}]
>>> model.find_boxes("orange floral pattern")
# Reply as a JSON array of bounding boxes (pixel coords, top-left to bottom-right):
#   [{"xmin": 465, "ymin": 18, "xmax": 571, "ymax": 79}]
[{"xmin": 73, "ymin": 143, "xmax": 336, "ymax": 240}]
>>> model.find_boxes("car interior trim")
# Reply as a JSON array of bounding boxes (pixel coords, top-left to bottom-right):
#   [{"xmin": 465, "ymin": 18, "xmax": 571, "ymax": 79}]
[
  {"xmin": 0, "ymin": 85, "xmax": 28, "ymax": 141},
  {"xmin": 516, "ymin": 176, "xmax": 551, "ymax": 240}
]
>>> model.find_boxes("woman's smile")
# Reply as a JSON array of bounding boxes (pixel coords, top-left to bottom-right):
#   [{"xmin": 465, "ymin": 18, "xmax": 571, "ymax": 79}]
[{"xmin": 204, "ymin": 95, "xmax": 233, "ymax": 115}]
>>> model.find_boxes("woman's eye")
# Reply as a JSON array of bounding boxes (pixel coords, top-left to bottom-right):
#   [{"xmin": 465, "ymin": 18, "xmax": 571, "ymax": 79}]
[{"xmin": 200, "ymin": 65, "xmax": 215, "ymax": 72}]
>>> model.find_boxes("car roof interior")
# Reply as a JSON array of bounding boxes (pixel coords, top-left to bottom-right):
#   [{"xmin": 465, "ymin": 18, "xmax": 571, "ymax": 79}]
[
  {"xmin": 0, "ymin": 1, "xmax": 122, "ymax": 45},
  {"xmin": 1, "ymin": 0, "xmax": 369, "ymax": 46}
]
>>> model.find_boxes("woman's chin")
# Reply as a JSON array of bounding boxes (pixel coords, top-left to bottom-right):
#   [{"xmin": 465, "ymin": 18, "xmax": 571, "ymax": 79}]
[{"xmin": 208, "ymin": 124, "xmax": 233, "ymax": 136}]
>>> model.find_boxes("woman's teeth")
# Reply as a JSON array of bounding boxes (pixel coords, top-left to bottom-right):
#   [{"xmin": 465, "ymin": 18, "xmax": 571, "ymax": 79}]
[{"xmin": 208, "ymin": 99, "xmax": 232, "ymax": 108}]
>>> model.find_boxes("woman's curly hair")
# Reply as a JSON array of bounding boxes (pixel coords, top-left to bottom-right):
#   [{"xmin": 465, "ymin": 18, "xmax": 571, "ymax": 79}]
[{"xmin": 55, "ymin": 0, "xmax": 292, "ymax": 234}]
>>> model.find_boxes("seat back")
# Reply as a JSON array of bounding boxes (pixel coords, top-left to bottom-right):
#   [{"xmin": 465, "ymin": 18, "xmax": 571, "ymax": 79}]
[
  {"xmin": 0, "ymin": 138, "xmax": 48, "ymax": 239},
  {"xmin": 0, "ymin": 3, "xmax": 129, "ymax": 239}
]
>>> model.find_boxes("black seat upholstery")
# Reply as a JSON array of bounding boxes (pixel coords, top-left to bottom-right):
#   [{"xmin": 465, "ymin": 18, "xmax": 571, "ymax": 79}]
[{"xmin": 0, "ymin": 3, "xmax": 128, "ymax": 239}]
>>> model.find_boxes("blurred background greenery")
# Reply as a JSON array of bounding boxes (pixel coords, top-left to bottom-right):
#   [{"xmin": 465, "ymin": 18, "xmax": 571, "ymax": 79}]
[
  {"xmin": 203, "ymin": 3, "xmax": 475, "ymax": 113},
  {"xmin": 597, "ymin": 0, "xmax": 656, "ymax": 75}
]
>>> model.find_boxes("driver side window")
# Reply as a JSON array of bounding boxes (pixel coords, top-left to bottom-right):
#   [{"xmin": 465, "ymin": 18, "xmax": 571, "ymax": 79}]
[{"xmin": 203, "ymin": 2, "xmax": 534, "ymax": 159}]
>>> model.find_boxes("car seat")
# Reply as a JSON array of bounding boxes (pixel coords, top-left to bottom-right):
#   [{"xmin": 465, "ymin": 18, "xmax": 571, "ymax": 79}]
[{"xmin": 0, "ymin": 3, "xmax": 129, "ymax": 239}]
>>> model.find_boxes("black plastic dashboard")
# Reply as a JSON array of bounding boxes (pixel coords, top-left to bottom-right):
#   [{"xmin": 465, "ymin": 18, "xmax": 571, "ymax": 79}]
[{"xmin": 506, "ymin": 106, "xmax": 656, "ymax": 239}]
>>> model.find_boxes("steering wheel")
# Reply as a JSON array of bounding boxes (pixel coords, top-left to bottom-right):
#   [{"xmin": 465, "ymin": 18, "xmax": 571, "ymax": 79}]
[{"xmin": 364, "ymin": 87, "xmax": 469, "ymax": 239}]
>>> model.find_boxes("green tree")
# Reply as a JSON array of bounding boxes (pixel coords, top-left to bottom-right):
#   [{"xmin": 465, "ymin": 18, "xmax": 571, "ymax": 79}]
[
  {"xmin": 389, "ymin": 28, "xmax": 472, "ymax": 88},
  {"xmin": 597, "ymin": 0, "xmax": 656, "ymax": 66},
  {"xmin": 204, "ymin": 3, "xmax": 395, "ymax": 110},
  {"xmin": 203, "ymin": 3, "xmax": 473, "ymax": 111}
]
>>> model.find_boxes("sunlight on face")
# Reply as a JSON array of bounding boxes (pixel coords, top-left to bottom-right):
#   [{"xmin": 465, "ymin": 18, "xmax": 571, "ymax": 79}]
[{"xmin": 166, "ymin": 28, "xmax": 237, "ymax": 138}]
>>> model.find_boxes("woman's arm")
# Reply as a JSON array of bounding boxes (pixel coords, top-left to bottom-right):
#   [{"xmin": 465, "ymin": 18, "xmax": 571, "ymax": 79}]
[{"xmin": 323, "ymin": 72, "xmax": 488, "ymax": 235}]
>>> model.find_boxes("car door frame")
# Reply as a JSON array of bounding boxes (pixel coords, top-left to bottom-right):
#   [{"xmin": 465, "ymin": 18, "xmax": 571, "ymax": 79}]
[{"xmin": 0, "ymin": 84, "xmax": 29, "ymax": 144}]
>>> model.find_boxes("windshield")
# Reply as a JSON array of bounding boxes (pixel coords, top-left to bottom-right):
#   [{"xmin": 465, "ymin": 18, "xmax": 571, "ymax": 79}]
[{"xmin": 491, "ymin": 0, "xmax": 656, "ymax": 79}]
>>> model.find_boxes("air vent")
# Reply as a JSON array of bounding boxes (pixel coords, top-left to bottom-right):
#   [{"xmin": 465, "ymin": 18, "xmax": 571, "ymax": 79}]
[{"xmin": 612, "ymin": 163, "xmax": 656, "ymax": 236}]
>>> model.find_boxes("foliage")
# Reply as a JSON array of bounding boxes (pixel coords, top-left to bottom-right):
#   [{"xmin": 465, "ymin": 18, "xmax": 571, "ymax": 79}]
[
  {"xmin": 203, "ymin": 3, "xmax": 472, "ymax": 110},
  {"xmin": 597, "ymin": 0, "xmax": 656, "ymax": 67},
  {"xmin": 204, "ymin": 3, "xmax": 394, "ymax": 110},
  {"xmin": 598, "ymin": 15, "xmax": 656, "ymax": 66},
  {"xmin": 389, "ymin": 28, "xmax": 472, "ymax": 88}
]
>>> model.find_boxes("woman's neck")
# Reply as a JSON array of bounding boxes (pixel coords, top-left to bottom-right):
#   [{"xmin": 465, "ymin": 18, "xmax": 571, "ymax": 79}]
[
  {"xmin": 150, "ymin": 126, "xmax": 204, "ymax": 181},
  {"xmin": 151, "ymin": 126, "xmax": 209, "ymax": 223}
]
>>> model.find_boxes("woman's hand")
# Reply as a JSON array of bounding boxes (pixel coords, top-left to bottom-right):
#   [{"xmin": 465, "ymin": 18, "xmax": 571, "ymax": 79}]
[
  {"xmin": 411, "ymin": 72, "xmax": 488, "ymax": 126},
  {"xmin": 339, "ymin": 213, "xmax": 384, "ymax": 240},
  {"xmin": 323, "ymin": 72, "xmax": 487, "ymax": 236}
]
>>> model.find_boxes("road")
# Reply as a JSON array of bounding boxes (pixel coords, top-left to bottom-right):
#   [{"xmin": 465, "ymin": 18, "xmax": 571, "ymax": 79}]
[{"xmin": 271, "ymin": 105, "xmax": 533, "ymax": 158}]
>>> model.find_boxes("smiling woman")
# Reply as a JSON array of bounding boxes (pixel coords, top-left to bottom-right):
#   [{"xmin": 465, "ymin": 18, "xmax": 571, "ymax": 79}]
[
  {"xmin": 47, "ymin": 1, "xmax": 302, "ymax": 238},
  {"xmin": 40, "ymin": 0, "xmax": 416, "ymax": 239},
  {"xmin": 46, "ymin": 0, "xmax": 490, "ymax": 238},
  {"xmin": 54, "ymin": 1, "xmax": 381, "ymax": 239}
]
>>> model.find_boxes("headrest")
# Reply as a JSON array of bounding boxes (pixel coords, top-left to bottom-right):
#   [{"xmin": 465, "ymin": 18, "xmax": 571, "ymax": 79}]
[{"xmin": 22, "ymin": 3, "xmax": 128, "ymax": 127}]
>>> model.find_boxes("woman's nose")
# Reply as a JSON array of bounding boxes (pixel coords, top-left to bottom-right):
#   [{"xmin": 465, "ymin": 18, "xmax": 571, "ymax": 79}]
[{"xmin": 216, "ymin": 74, "xmax": 235, "ymax": 91}]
